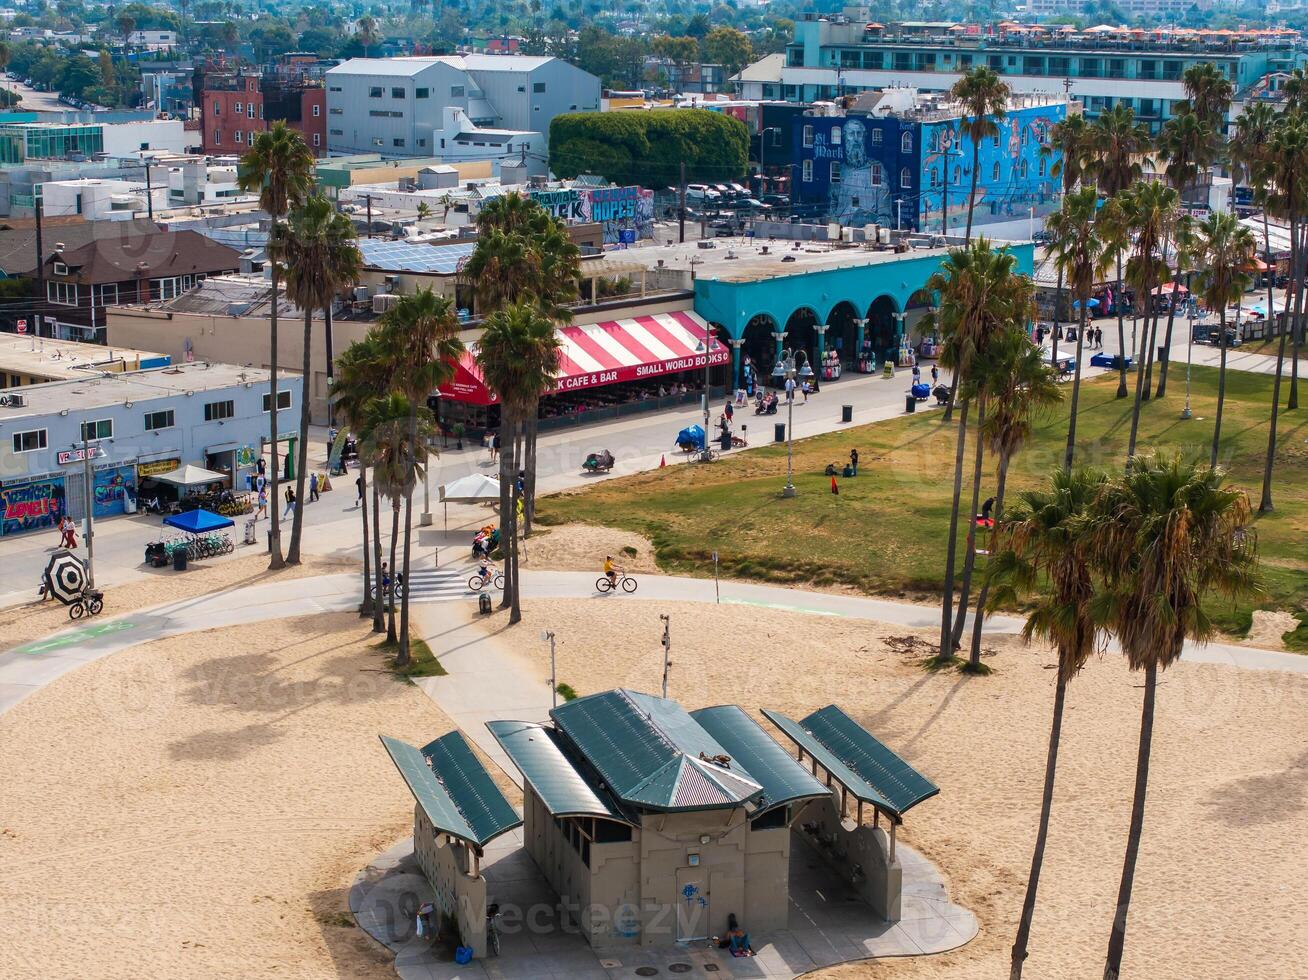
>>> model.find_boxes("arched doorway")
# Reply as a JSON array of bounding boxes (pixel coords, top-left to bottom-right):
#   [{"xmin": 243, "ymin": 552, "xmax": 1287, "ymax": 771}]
[
  {"xmin": 740, "ymin": 313, "xmax": 779, "ymax": 394},
  {"xmin": 865, "ymin": 295, "xmax": 900, "ymax": 360},
  {"xmin": 827, "ymin": 300, "xmax": 860, "ymax": 370},
  {"xmin": 783, "ymin": 306, "xmax": 819, "ymax": 372},
  {"xmin": 904, "ymin": 287, "xmax": 935, "ymax": 350}
]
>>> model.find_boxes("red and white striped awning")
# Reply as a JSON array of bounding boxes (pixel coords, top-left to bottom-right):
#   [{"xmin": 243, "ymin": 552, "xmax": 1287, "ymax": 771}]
[{"xmin": 440, "ymin": 311, "xmax": 729, "ymax": 406}]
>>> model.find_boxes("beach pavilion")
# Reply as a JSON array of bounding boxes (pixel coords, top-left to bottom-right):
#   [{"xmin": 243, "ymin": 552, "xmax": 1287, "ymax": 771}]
[{"xmin": 381, "ymin": 689, "xmax": 939, "ymax": 956}]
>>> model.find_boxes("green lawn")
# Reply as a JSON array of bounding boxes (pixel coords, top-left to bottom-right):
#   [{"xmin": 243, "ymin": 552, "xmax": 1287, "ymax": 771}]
[{"xmin": 538, "ymin": 365, "xmax": 1308, "ymax": 648}]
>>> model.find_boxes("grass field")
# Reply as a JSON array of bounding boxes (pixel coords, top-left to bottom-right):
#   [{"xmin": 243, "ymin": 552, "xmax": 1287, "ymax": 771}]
[{"xmin": 538, "ymin": 365, "xmax": 1308, "ymax": 648}]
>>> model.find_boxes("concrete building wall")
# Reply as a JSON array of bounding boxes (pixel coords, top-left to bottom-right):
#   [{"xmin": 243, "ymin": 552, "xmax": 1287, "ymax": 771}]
[
  {"xmin": 326, "ymin": 61, "xmax": 466, "ymax": 157},
  {"xmin": 742, "ymin": 823, "xmax": 793, "ymax": 933},
  {"xmin": 469, "ymin": 59, "xmax": 600, "ymax": 133},
  {"xmin": 412, "ymin": 805, "xmax": 489, "ymax": 957},
  {"xmin": 101, "ymin": 119, "xmax": 188, "ymax": 157},
  {"xmin": 797, "ymin": 796, "xmax": 901, "ymax": 921},
  {"xmin": 638, "ymin": 808, "xmax": 748, "ymax": 945}
]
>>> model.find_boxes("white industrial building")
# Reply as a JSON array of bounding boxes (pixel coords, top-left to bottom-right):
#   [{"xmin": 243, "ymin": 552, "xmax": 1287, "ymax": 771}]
[
  {"xmin": 99, "ymin": 118, "xmax": 188, "ymax": 157},
  {"xmin": 324, "ymin": 55, "xmax": 599, "ymax": 164},
  {"xmin": 38, "ymin": 178, "xmax": 169, "ymax": 221}
]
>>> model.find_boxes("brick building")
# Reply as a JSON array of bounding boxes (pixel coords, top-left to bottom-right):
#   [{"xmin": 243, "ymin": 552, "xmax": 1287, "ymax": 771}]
[{"xmin": 195, "ymin": 57, "xmax": 328, "ymax": 156}]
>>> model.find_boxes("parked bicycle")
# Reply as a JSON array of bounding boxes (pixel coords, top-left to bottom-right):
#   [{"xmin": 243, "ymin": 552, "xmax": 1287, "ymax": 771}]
[
  {"xmin": 486, "ymin": 903, "xmax": 502, "ymax": 957},
  {"xmin": 596, "ymin": 571, "xmax": 638, "ymax": 594},
  {"xmin": 68, "ymin": 588, "xmax": 104, "ymax": 620}
]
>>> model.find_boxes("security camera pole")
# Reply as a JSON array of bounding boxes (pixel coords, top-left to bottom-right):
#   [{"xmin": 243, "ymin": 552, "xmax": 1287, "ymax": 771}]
[
  {"xmin": 660, "ymin": 614, "xmax": 671, "ymax": 698},
  {"xmin": 543, "ymin": 630, "xmax": 557, "ymax": 708}
]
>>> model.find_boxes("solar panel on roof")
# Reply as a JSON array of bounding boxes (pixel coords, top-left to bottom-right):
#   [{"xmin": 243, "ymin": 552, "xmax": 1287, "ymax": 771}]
[{"xmin": 358, "ymin": 239, "xmax": 475, "ymax": 273}]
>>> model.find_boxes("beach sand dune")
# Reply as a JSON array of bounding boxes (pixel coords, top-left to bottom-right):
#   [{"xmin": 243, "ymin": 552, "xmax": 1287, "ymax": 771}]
[
  {"xmin": 0, "ymin": 613, "xmax": 451, "ymax": 980},
  {"xmin": 490, "ymin": 599, "xmax": 1308, "ymax": 980}
]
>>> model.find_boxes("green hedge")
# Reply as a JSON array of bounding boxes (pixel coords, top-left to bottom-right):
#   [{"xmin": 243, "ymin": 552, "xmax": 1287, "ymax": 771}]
[{"xmin": 549, "ymin": 109, "xmax": 749, "ymax": 188}]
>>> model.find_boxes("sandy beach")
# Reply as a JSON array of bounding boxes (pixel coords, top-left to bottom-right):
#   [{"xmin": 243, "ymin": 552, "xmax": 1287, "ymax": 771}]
[
  {"xmin": 0, "ymin": 613, "xmax": 455, "ymax": 980},
  {"xmin": 489, "ymin": 598, "xmax": 1308, "ymax": 980}
]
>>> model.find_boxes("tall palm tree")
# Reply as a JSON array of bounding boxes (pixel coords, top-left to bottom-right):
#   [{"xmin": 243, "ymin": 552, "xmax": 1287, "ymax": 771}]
[
  {"xmin": 1043, "ymin": 113, "xmax": 1092, "ymax": 363},
  {"xmin": 333, "ymin": 333, "xmax": 391, "ymax": 633},
  {"xmin": 362, "ymin": 393, "xmax": 424, "ymax": 645},
  {"xmin": 357, "ymin": 15, "xmax": 382, "ymax": 56},
  {"xmin": 1193, "ymin": 212, "xmax": 1256, "ymax": 468},
  {"xmin": 1046, "ymin": 187, "xmax": 1111, "ymax": 471},
  {"xmin": 474, "ymin": 303, "xmax": 562, "ymax": 624},
  {"xmin": 1153, "ymin": 112, "xmax": 1216, "ymax": 399},
  {"xmin": 988, "ymin": 467, "xmax": 1107, "ymax": 980},
  {"xmin": 1090, "ymin": 453, "xmax": 1259, "ymax": 980},
  {"xmin": 1180, "ymin": 61, "xmax": 1234, "ymax": 131},
  {"xmin": 237, "ymin": 123, "xmax": 315, "ymax": 570},
  {"xmin": 949, "ymin": 66, "xmax": 1011, "ymax": 243},
  {"xmin": 379, "ymin": 289, "xmax": 464, "ymax": 664},
  {"xmin": 1110, "ymin": 180, "xmax": 1180, "ymax": 459},
  {"xmin": 1087, "ymin": 105, "xmax": 1150, "ymax": 400},
  {"xmin": 273, "ymin": 194, "xmax": 362, "ymax": 565},
  {"xmin": 1258, "ymin": 117, "xmax": 1308, "ymax": 511},
  {"xmin": 965, "ymin": 328, "xmax": 1062, "ymax": 668},
  {"xmin": 921, "ymin": 241, "xmax": 1031, "ymax": 662}
]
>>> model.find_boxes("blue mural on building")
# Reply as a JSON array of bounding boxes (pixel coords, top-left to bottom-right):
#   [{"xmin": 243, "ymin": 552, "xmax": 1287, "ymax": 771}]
[{"xmin": 793, "ymin": 101, "xmax": 1066, "ymax": 233}]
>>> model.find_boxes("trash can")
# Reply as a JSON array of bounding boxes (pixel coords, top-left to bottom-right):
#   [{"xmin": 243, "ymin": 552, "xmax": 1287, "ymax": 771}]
[
  {"xmin": 719, "ymin": 430, "xmax": 731, "ymax": 450},
  {"xmin": 905, "ymin": 394, "xmax": 916, "ymax": 413},
  {"xmin": 841, "ymin": 404, "xmax": 853, "ymax": 423},
  {"xmin": 173, "ymin": 547, "xmax": 188, "ymax": 571},
  {"xmin": 774, "ymin": 422, "xmax": 786, "ymax": 442},
  {"xmin": 478, "ymin": 592, "xmax": 492, "ymax": 615}
]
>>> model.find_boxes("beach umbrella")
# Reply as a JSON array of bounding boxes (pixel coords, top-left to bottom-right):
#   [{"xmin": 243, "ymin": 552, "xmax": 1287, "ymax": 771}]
[
  {"xmin": 1073, "ymin": 298, "xmax": 1100, "ymax": 310},
  {"xmin": 45, "ymin": 551, "xmax": 88, "ymax": 605}
]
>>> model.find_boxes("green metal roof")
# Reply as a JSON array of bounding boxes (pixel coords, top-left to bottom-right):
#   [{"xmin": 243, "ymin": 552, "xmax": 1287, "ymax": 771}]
[
  {"xmin": 760, "ymin": 706, "xmax": 939, "ymax": 819},
  {"xmin": 485, "ymin": 720, "xmax": 634, "ymax": 824},
  {"xmin": 690, "ymin": 705, "xmax": 832, "ymax": 815},
  {"xmin": 550, "ymin": 689, "xmax": 764, "ymax": 812},
  {"xmin": 379, "ymin": 732, "xmax": 522, "ymax": 849}
]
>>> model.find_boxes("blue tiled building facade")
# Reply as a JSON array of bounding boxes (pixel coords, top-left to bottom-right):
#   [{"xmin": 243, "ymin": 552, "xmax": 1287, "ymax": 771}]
[{"xmin": 792, "ymin": 99, "xmax": 1066, "ymax": 232}]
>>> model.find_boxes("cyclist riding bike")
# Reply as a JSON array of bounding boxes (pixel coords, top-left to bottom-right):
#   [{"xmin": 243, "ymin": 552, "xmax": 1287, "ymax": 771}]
[{"xmin": 603, "ymin": 555, "xmax": 617, "ymax": 588}]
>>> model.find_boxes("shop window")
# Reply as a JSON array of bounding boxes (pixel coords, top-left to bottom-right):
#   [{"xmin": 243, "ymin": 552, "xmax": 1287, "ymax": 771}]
[
  {"xmin": 12, "ymin": 429, "xmax": 46, "ymax": 453},
  {"xmin": 80, "ymin": 419, "xmax": 113, "ymax": 442},
  {"xmin": 262, "ymin": 390, "xmax": 292, "ymax": 412},
  {"xmin": 144, "ymin": 409, "xmax": 175, "ymax": 431},
  {"xmin": 204, "ymin": 399, "xmax": 235, "ymax": 422}
]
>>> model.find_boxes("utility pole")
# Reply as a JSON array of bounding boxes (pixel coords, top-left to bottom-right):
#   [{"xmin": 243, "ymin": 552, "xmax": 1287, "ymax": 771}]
[
  {"xmin": 678, "ymin": 161, "xmax": 686, "ymax": 244},
  {"xmin": 33, "ymin": 192, "xmax": 45, "ymax": 338},
  {"xmin": 324, "ymin": 302, "xmax": 335, "ymax": 426},
  {"xmin": 544, "ymin": 630, "xmax": 557, "ymax": 707},
  {"xmin": 703, "ymin": 320, "xmax": 712, "ymax": 440},
  {"xmin": 144, "ymin": 161, "xmax": 155, "ymax": 220},
  {"xmin": 659, "ymin": 614, "xmax": 671, "ymax": 699},
  {"xmin": 81, "ymin": 435, "xmax": 96, "ymax": 588},
  {"xmin": 365, "ymin": 194, "xmax": 374, "ymax": 239}
]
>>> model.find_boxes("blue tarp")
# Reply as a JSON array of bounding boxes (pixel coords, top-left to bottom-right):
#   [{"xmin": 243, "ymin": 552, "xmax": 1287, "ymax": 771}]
[
  {"xmin": 162, "ymin": 509, "xmax": 235, "ymax": 534},
  {"xmin": 675, "ymin": 425, "xmax": 705, "ymax": 450}
]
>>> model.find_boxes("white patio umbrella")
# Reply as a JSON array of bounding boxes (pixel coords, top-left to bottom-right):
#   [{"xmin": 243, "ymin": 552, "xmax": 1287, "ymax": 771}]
[
  {"xmin": 44, "ymin": 551, "xmax": 88, "ymax": 604},
  {"xmin": 438, "ymin": 473, "xmax": 501, "ymax": 530}
]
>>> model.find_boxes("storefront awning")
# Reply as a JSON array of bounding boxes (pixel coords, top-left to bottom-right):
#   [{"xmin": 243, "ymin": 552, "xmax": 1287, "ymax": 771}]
[{"xmin": 439, "ymin": 311, "xmax": 729, "ymax": 406}]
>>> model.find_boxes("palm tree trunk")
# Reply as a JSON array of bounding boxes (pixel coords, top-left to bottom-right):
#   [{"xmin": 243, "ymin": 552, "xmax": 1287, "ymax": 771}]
[
  {"xmin": 1114, "ymin": 254, "xmax": 1129, "ymax": 399},
  {"xmin": 523, "ymin": 411, "xmax": 539, "ymax": 535},
  {"xmin": 1141, "ymin": 292, "xmax": 1160, "ymax": 401},
  {"xmin": 968, "ymin": 452, "xmax": 1009, "ymax": 667},
  {"xmin": 1126, "ymin": 292, "xmax": 1155, "ymax": 461},
  {"xmin": 1211, "ymin": 311, "xmax": 1229, "ymax": 469},
  {"xmin": 1063, "ymin": 307, "xmax": 1089, "ymax": 471},
  {"xmin": 286, "ymin": 307, "xmax": 313, "ymax": 564},
  {"xmin": 951, "ymin": 398, "xmax": 986, "ymax": 652},
  {"xmin": 1154, "ymin": 278, "xmax": 1183, "ymax": 398},
  {"xmin": 1051, "ymin": 266, "xmax": 1064, "ymax": 367},
  {"xmin": 371, "ymin": 484, "xmax": 384, "ymax": 633},
  {"xmin": 497, "ymin": 411, "xmax": 515, "ymax": 611},
  {"xmin": 386, "ymin": 500, "xmax": 399, "ymax": 644},
  {"xmin": 938, "ymin": 399, "xmax": 971, "ymax": 660},
  {"xmin": 1103, "ymin": 662, "xmax": 1158, "ymax": 980},
  {"xmin": 1010, "ymin": 673, "xmax": 1068, "ymax": 980},
  {"xmin": 1261, "ymin": 216, "xmax": 1297, "ymax": 512},
  {"xmin": 267, "ymin": 263, "xmax": 284, "ymax": 569},
  {"xmin": 359, "ymin": 466, "xmax": 373, "ymax": 618},
  {"xmin": 397, "ymin": 410, "xmax": 417, "ymax": 667},
  {"xmin": 965, "ymin": 145, "xmax": 979, "ymax": 243}
]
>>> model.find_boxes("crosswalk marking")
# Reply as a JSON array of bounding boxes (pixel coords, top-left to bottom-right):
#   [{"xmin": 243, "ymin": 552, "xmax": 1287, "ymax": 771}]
[{"xmin": 403, "ymin": 567, "xmax": 476, "ymax": 603}]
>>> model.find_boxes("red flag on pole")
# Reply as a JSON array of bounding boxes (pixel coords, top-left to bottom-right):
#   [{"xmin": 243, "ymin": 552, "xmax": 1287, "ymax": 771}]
[{"xmin": 831, "ymin": 476, "xmax": 839, "ymax": 495}]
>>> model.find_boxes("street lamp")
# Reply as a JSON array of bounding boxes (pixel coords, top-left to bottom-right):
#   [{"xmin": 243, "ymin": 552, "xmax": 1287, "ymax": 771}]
[{"xmin": 771, "ymin": 347, "xmax": 813, "ymax": 498}]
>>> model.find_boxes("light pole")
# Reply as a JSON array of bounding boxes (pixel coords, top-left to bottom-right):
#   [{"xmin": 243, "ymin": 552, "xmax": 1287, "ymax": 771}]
[
  {"xmin": 772, "ymin": 347, "xmax": 812, "ymax": 498},
  {"xmin": 78, "ymin": 436, "xmax": 96, "ymax": 588},
  {"xmin": 1182, "ymin": 297, "xmax": 1195, "ymax": 420},
  {"xmin": 659, "ymin": 614, "xmax": 671, "ymax": 699},
  {"xmin": 543, "ymin": 630, "xmax": 557, "ymax": 707}
]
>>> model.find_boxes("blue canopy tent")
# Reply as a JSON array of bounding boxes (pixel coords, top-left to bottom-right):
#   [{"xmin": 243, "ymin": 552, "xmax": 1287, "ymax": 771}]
[{"xmin": 163, "ymin": 509, "xmax": 235, "ymax": 534}]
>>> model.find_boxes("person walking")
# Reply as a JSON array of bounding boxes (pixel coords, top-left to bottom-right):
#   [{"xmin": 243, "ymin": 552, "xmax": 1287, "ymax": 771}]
[
  {"xmin": 930, "ymin": 364, "xmax": 939, "ymax": 386},
  {"xmin": 256, "ymin": 487, "xmax": 268, "ymax": 520},
  {"xmin": 59, "ymin": 515, "xmax": 78, "ymax": 549},
  {"xmin": 724, "ymin": 400, "xmax": 734, "ymax": 424},
  {"xmin": 309, "ymin": 471, "xmax": 320, "ymax": 502},
  {"xmin": 283, "ymin": 485, "xmax": 296, "ymax": 520},
  {"xmin": 355, "ymin": 474, "xmax": 364, "ymax": 508},
  {"xmin": 490, "ymin": 432, "xmax": 500, "ymax": 464},
  {"xmin": 911, "ymin": 362, "xmax": 921, "ymax": 387},
  {"xmin": 849, "ymin": 448, "xmax": 859, "ymax": 476}
]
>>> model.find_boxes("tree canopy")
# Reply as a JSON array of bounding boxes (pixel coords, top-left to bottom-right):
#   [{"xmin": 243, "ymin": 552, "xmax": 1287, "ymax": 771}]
[{"xmin": 550, "ymin": 110, "xmax": 749, "ymax": 187}]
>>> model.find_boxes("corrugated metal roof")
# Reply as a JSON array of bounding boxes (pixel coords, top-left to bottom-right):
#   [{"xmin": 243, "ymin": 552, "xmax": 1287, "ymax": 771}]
[
  {"xmin": 761, "ymin": 706, "xmax": 938, "ymax": 819},
  {"xmin": 486, "ymin": 720, "xmax": 633, "ymax": 823},
  {"xmin": 691, "ymin": 705, "xmax": 832, "ymax": 815},
  {"xmin": 550, "ymin": 689, "xmax": 763, "ymax": 812},
  {"xmin": 379, "ymin": 732, "xmax": 521, "ymax": 849}
]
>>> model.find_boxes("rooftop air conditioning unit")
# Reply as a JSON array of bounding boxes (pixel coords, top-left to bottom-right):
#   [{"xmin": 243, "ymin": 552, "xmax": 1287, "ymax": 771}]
[
  {"xmin": 373, "ymin": 292, "xmax": 401, "ymax": 314},
  {"xmin": 0, "ymin": 392, "xmax": 26, "ymax": 407}
]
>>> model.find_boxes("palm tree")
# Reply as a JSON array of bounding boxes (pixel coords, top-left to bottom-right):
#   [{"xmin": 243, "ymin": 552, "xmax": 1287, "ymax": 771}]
[
  {"xmin": 1043, "ymin": 114, "xmax": 1091, "ymax": 362},
  {"xmin": 965, "ymin": 328, "xmax": 1062, "ymax": 669},
  {"xmin": 415, "ymin": 200, "xmax": 432, "ymax": 221},
  {"xmin": 357, "ymin": 15, "xmax": 382, "ymax": 56},
  {"xmin": 237, "ymin": 123, "xmax": 315, "ymax": 569},
  {"xmin": 474, "ymin": 303, "xmax": 562, "ymax": 624},
  {"xmin": 378, "ymin": 289, "xmax": 464, "ymax": 664},
  {"xmin": 1180, "ymin": 61, "xmax": 1234, "ymax": 131},
  {"xmin": 1110, "ymin": 180, "xmax": 1180, "ymax": 459},
  {"xmin": 333, "ymin": 333, "xmax": 392, "ymax": 632},
  {"xmin": 362, "ymin": 393, "xmax": 425, "ymax": 644},
  {"xmin": 1153, "ymin": 112, "xmax": 1216, "ymax": 399},
  {"xmin": 1258, "ymin": 117, "xmax": 1308, "ymax": 511},
  {"xmin": 273, "ymin": 194, "xmax": 362, "ymax": 565},
  {"xmin": 1193, "ymin": 212, "xmax": 1256, "ymax": 468},
  {"xmin": 1090, "ymin": 453, "xmax": 1259, "ymax": 980},
  {"xmin": 949, "ymin": 66, "xmax": 1010, "ymax": 243},
  {"xmin": 1046, "ymin": 187, "xmax": 1111, "ymax": 471},
  {"xmin": 920, "ymin": 241, "xmax": 1031, "ymax": 662},
  {"xmin": 989, "ymin": 467, "xmax": 1107, "ymax": 980},
  {"xmin": 1087, "ymin": 105, "xmax": 1149, "ymax": 400}
]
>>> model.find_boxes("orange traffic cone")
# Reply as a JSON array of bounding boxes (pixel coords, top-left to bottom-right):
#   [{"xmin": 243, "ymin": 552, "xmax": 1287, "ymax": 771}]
[{"xmin": 659, "ymin": 455, "xmax": 666, "ymax": 468}]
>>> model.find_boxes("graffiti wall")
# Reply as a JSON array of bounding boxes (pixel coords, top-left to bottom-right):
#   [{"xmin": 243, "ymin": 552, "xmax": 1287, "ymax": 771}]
[
  {"xmin": 1, "ymin": 476, "xmax": 66, "ymax": 536},
  {"xmin": 92, "ymin": 465, "xmax": 136, "ymax": 518},
  {"xmin": 530, "ymin": 186, "xmax": 655, "ymax": 244}
]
